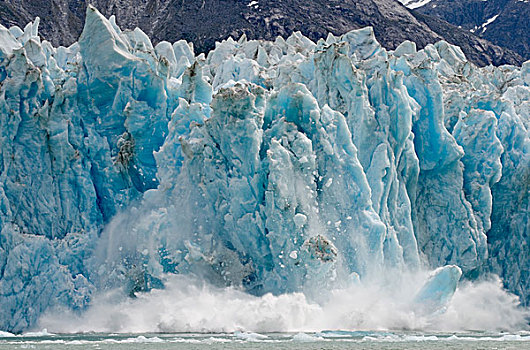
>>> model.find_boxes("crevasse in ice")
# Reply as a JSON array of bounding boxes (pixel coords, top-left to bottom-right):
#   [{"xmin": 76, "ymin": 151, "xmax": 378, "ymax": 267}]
[{"xmin": 0, "ymin": 6, "xmax": 528, "ymax": 332}]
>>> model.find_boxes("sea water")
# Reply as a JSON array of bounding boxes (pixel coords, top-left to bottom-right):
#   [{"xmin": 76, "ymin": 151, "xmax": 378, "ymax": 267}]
[{"xmin": 1, "ymin": 331, "xmax": 530, "ymax": 349}]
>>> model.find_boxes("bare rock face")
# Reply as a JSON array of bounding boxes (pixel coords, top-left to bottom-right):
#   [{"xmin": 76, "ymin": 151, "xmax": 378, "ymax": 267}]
[{"xmin": 0, "ymin": 0, "xmax": 524, "ymax": 66}]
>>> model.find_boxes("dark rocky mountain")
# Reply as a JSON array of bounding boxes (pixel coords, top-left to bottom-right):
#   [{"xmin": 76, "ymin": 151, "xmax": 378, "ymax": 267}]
[
  {"xmin": 409, "ymin": 0, "xmax": 529, "ymax": 60},
  {"xmin": 0, "ymin": 0, "xmax": 524, "ymax": 66}
]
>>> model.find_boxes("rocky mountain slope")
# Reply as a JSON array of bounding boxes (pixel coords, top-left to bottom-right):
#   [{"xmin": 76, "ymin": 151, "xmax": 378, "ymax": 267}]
[
  {"xmin": 0, "ymin": 0, "xmax": 524, "ymax": 66},
  {"xmin": 401, "ymin": 0, "xmax": 529, "ymax": 60}
]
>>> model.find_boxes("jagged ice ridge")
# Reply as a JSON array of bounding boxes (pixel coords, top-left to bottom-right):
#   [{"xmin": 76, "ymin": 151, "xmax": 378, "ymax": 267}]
[{"xmin": 0, "ymin": 6, "xmax": 528, "ymax": 332}]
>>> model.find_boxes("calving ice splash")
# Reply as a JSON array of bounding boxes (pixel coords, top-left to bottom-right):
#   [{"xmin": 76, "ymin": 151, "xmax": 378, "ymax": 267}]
[
  {"xmin": 0, "ymin": 5, "xmax": 528, "ymax": 333},
  {"xmin": 38, "ymin": 273, "xmax": 529, "ymax": 333}
]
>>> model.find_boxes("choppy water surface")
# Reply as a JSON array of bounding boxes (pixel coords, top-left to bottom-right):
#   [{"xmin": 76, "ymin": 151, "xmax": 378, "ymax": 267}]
[{"xmin": 1, "ymin": 331, "xmax": 529, "ymax": 349}]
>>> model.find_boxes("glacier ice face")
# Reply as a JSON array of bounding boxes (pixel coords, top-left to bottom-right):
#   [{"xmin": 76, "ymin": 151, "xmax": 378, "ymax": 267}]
[{"xmin": 0, "ymin": 6, "xmax": 528, "ymax": 332}]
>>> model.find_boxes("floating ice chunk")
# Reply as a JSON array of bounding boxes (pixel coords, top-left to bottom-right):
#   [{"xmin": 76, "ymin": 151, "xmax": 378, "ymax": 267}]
[
  {"xmin": 414, "ymin": 265, "xmax": 462, "ymax": 314},
  {"xmin": 292, "ymin": 333, "xmax": 323, "ymax": 342},
  {"xmin": 234, "ymin": 331, "xmax": 268, "ymax": 341}
]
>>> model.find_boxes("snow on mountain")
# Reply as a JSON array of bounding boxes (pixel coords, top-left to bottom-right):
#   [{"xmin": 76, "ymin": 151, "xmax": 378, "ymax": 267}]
[
  {"xmin": 399, "ymin": 0, "xmax": 434, "ymax": 10},
  {"xmin": 407, "ymin": 0, "xmax": 530, "ymax": 60}
]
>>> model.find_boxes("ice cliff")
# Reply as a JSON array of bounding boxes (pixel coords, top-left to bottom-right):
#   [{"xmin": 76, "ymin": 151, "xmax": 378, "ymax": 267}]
[{"xmin": 0, "ymin": 6, "xmax": 528, "ymax": 332}]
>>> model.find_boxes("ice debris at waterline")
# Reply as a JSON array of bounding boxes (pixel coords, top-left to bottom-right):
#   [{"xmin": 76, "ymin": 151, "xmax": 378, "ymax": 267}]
[{"xmin": 0, "ymin": 5, "xmax": 528, "ymax": 333}]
